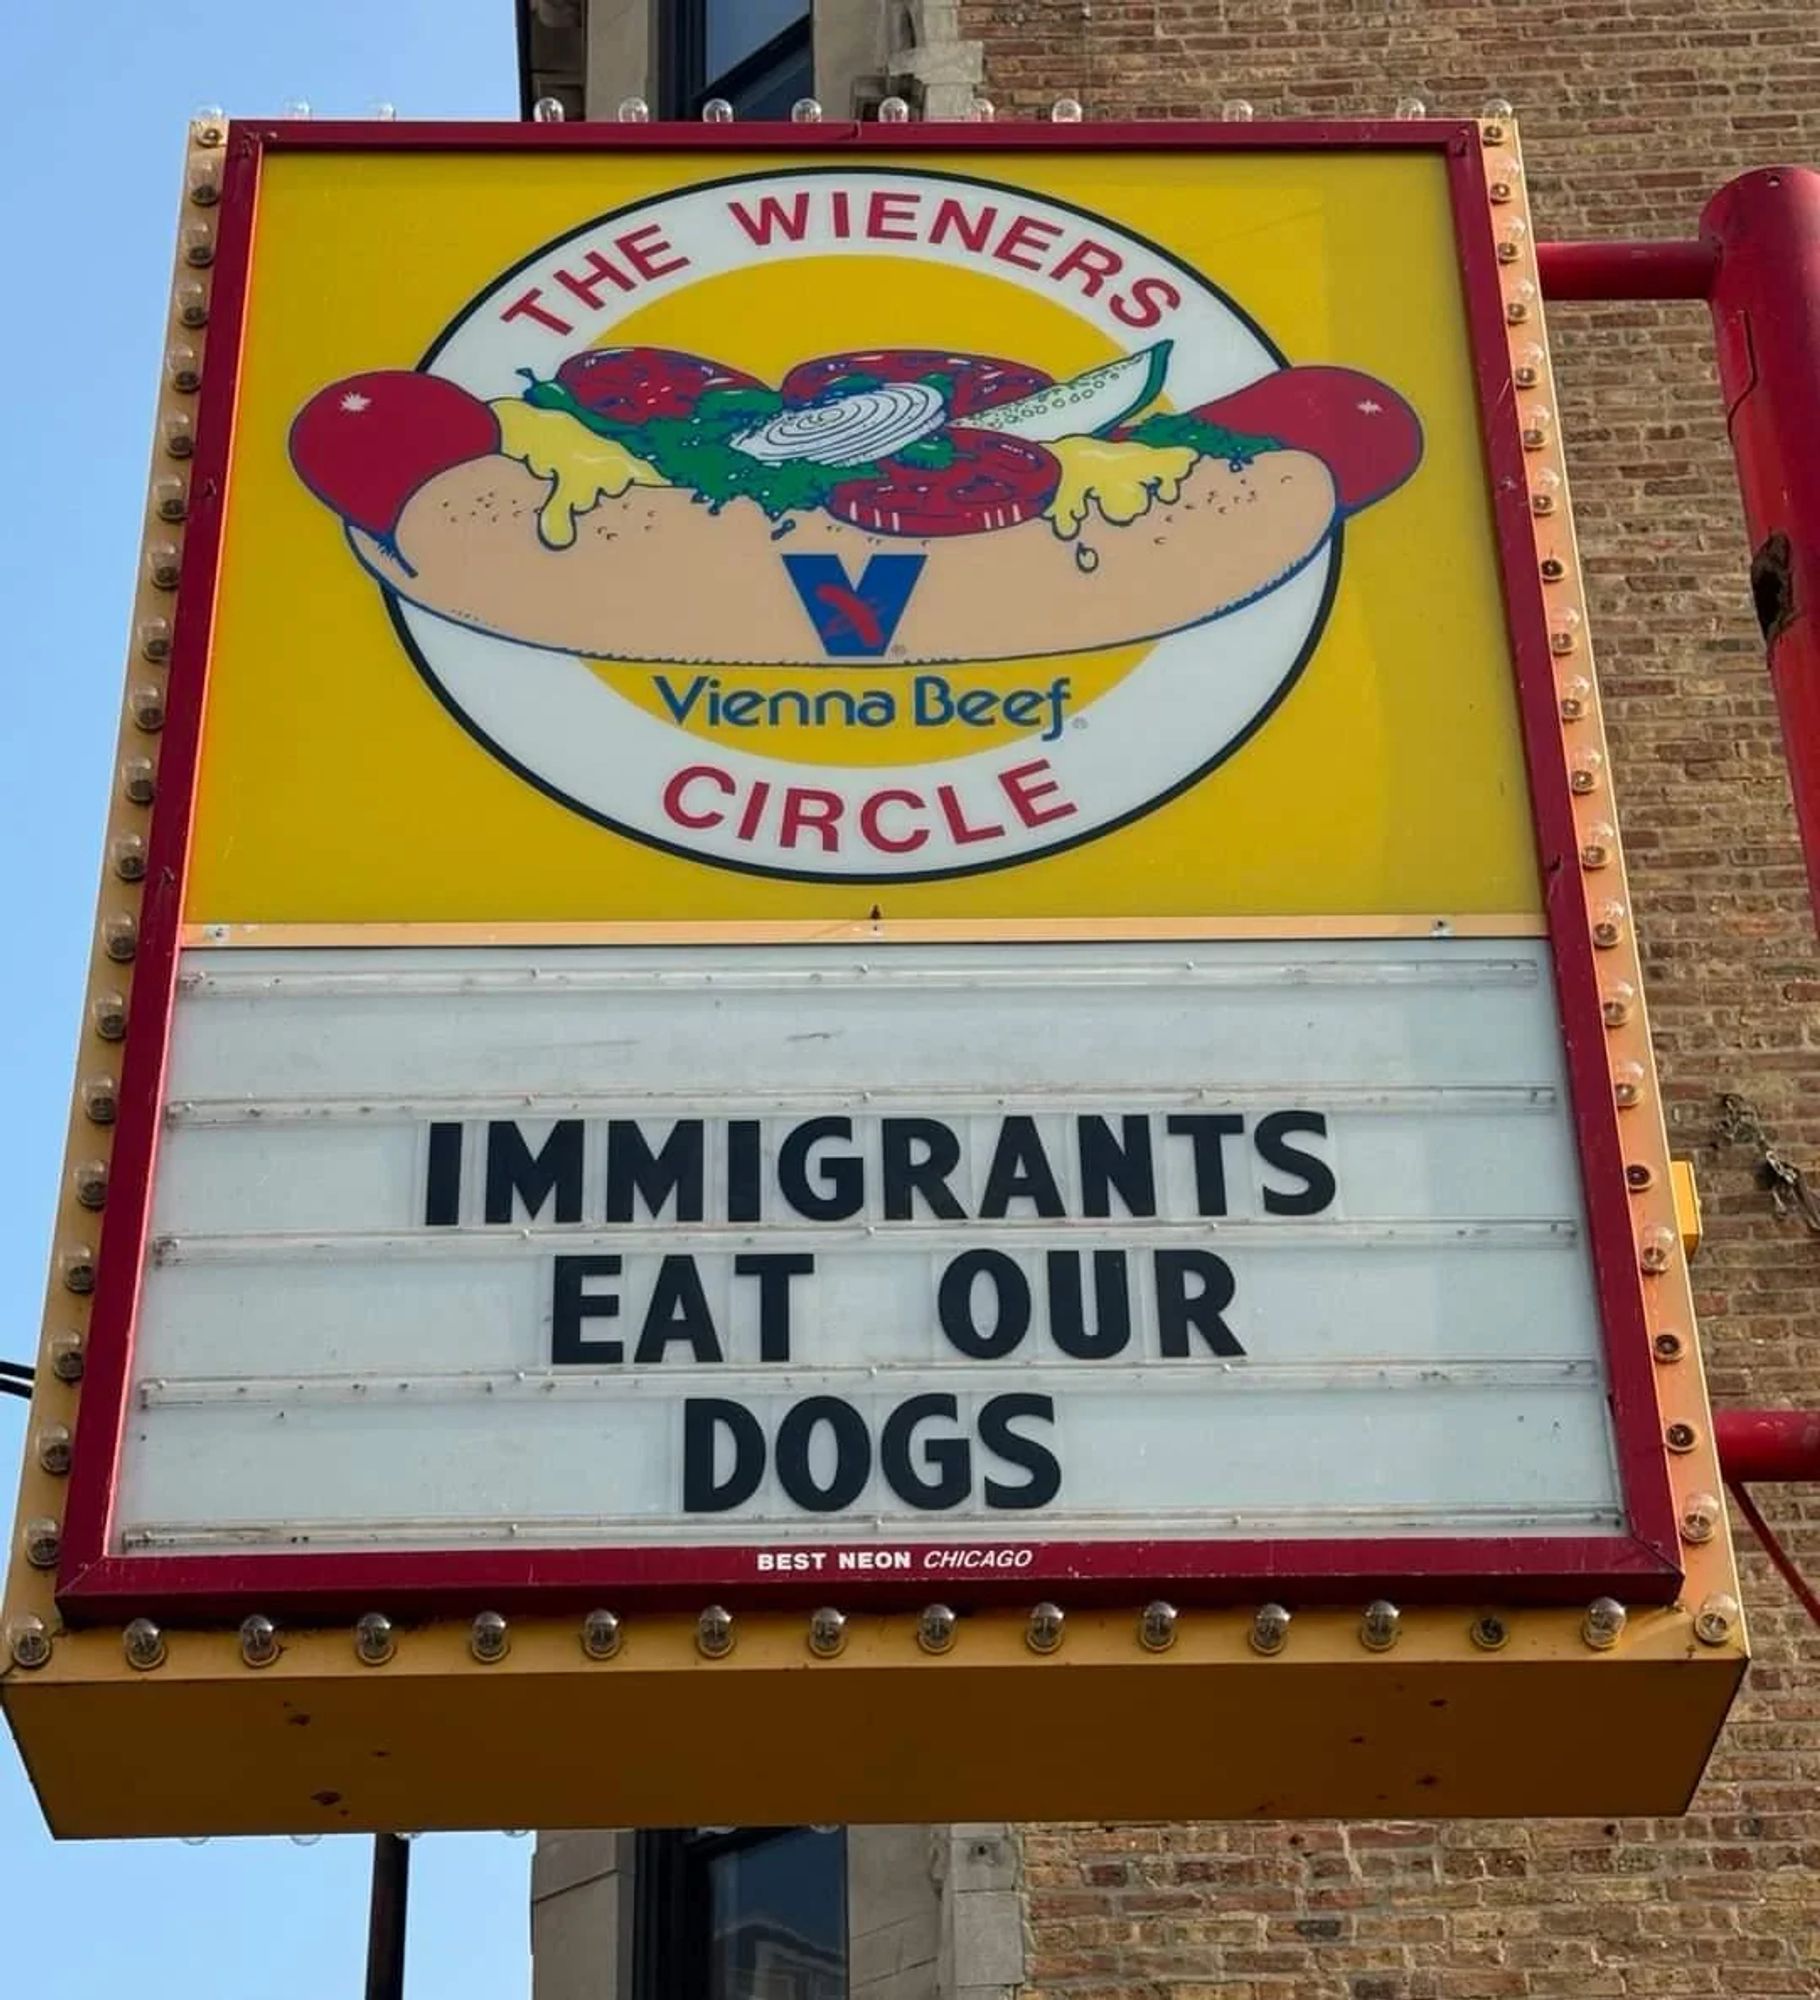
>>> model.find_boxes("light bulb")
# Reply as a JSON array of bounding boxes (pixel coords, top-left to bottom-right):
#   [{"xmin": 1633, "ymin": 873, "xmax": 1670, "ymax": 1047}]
[
  {"xmin": 1568, "ymin": 744, "xmax": 1604, "ymax": 794},
  {"xmin": 1601, "ymin": 979, "xmax": 1636, "ymax": 1028},
  {"xmin": 175, "ymin": 278, "xmax": 210, "ymax": 328},
  {"xmin": 532, "ymin": 96, "xmax": 565, "ymax": 123},
  {"xmin": 355, "ymin": 1612, "xmax": 395, "ymax": 1664},
  {"xmin": 1512, "ymin": 341, "xmax": 1546, "ymax": 389},
  {"xmin": 1612, "ymin": 1058, "xmax": 1645, "ymax": 1107},
  {"xmin": 1138, "ymin": 1601, "xmax": 1178, "ymax": 1652},
  {"xmin": 1250, "ymin": 1603, "xmax": 1291, "ymax": 1655},
  {"xmin": 7, "ymin": 1615, "xmax": 52, "ymax": 1670},
  {"xmin": 616, "ymin": 96, "xmax": 651, "ymax": 123},
  {"xmin": 280, "ymin": 99, "xmax": 312, "ymax": 121},
  {"xmin": 701, "ymin": 98, "xmax": 734, "ymax": 122},
  {"xmin": 1026, "ymin": 1602, "xmax": 1066, "ymax": 1653},
  {"xmin": 696, "ymin": 1605, "xmax": 735, "ymax": 1657},
  {"xmin": 808, "ymin": 1607, "xmax": 847, "ymax": 1657},
  {"xmin": 187, "ymin": 156, "xmax": 222, "ymax": 206},
  {"xmin": 1579, "ymin": 820, "xmax": 1616, "ymax": 868},
  {"xmin": 878, "ymin": 95, "xmax": 911, "ymax": 123},
  {"xmin": 1582, "ymin": 1597, "xmax": 1626, "ymax": 1649},
  {"xmin": 1220, "ymin": 98, "xmax": 1255, "ymax": 121},
  {"xmin": 1591, "ymin": 899, "xmax": 1627, "ymax": 948},
  {"xmin": 167, "ymin": 343, "xmax": 201, "ymax": 392},
  {"xmin": 1050, "ymin": 97, "xmax": 1084, "ymax": 123},
  {"xmin": 1694, "ymin": 1593, "xmax": 1740, "ymax": 1645},
  {"xmin": 1679, "ymin": 1492, "xmax": 1721, "ymax": 1544},
  {"xmin": 917, "ymin": 1603, "xmax": 957, "ymax": 1654},
  {"xmin": 1395, "ymin": 94, "xmax": 1428, "ymax": 118},
  {"xmin": 791, "ymin": 98, "xmax": 823, "ymax": 123},
  {"xmin": 23, "ymin": 1517, "xmax": 61, "ymax": 1568},
  {"xmin": 369, "ymin": 102, "xmax": 398, "ymax": 121},
  {"xmin": 969, "ymin": 96, "xmax": 996, "ymax": 121},
  {"xmin": 1482, "ymin": 95, "xmax": 1516, "ymax": 121},
  {"xmin": 1550, "ymin": 605, "xmax": 1582, "ymax": 654},
  {"xmin": 1360, "ymin": 1600, "xmax": 1401, "ymax": 1651},
  {"xmin": 1639, "ymin": 1222, "xmax": 1677, "ymax": 1273},
  {"xmin": 1557, "ymin": 674, "xmax": 1592, "ymax": 720},
  {"xmin": 182, "ymin": 221, "xmax": 215, "ymax": 268},
  {"xmin": 240, "ymin": 1614, "xmax": 280, "ymax": 1666},
  {"xmin": 469, "ymin": 1610, "xmax": 509, "ymax": 1663},
  {"xmin": 1497, "ymin": 217, "xmax": 1529, "ymax": 264},
  {"xmin": 123, "ymin": 1616, "xmax": 166, "ymax": 1668},
  {"xmin": 580, "ymin": 1608, "xmax": 621, "ymax": 1658},
  {"xmin": 1531, "ymin": 466, "xmax": 1562, "ymax": 515}
]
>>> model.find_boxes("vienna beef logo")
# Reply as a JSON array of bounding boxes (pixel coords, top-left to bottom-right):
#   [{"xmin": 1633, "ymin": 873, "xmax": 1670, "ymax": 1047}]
[{"xmin": 288, "ymin": 167, "xmax": 1424, "ymax": 881}]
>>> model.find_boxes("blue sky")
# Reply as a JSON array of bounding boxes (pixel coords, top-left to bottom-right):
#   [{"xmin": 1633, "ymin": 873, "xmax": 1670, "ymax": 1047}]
[{"xmin": 0, "ymin": 4, "xmax": 535, "ymax": 1992}]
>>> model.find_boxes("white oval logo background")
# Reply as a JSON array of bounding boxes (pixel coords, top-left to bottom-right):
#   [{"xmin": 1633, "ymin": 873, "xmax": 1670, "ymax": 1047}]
[{"xmin": 398, "ymin": 168, "xmax": 1337, "ymax": 882}]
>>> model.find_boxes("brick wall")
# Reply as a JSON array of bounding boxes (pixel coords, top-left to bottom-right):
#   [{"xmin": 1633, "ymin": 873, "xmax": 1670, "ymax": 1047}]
[{"xmin": 958, "ymin": 4, "xmax": 1820, "ymax": 1994}]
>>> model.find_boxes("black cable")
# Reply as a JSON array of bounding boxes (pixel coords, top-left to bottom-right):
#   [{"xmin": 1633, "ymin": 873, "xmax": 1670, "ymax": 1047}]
[
  {"xmin": 0, "ymin": 1359, "xmax": 36, "ymax": 1382},
  {"xmin": 0, "ymin": 1377, "xmax": 34, "ymax": 1400}
]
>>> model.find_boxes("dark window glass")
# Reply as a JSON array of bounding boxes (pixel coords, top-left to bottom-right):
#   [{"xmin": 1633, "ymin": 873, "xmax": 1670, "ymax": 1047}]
[
  {"xmin": 707, "ymin": 0, "xmax": 810, "ymax": 79},
  {"xmin": 660, "ymin": 0, "xmax": 814, "ymax": 120},
  {"xmin": 709, "ymin": 1827, "xmax": 846, "ymax": 2000},
  {"xmin": 637, "ymin": 1826, "xmax": 847, "ymax": 2000}
]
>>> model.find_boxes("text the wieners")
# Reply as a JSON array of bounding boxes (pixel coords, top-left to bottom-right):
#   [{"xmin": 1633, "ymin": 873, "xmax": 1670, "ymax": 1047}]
[{"xmin": 497, "ymin": 186, "xmax": 1184, "ymax": 339}]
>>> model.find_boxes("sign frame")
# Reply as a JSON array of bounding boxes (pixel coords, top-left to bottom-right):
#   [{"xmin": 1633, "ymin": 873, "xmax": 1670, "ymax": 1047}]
[{"xmin": 51, "ymin": 116, "xmax": 1681, "ymax": 1620}]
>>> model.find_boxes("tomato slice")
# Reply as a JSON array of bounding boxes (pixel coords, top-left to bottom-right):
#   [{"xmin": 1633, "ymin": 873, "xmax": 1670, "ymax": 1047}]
[
  {"xmin": 782, "ymin": 349, "xmax": 1052, "ymax": 420},
  {"xmin": 554, "ymin": 346, "xmax": 765, "ymax": 424},
  {"xmin": 826, "ymin": 430, "xmax": 1060, "ymax": 537}
]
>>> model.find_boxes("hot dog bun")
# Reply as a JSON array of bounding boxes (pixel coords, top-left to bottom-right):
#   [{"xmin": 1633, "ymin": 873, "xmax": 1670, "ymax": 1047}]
[{"xmin": 349, "ymin": 449, "xmax": 1337, "ymax": 668}]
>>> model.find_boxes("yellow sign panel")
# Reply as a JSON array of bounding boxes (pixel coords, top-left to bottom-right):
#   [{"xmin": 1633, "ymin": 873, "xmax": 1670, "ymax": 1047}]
[{"xmin": 192, "ymin": 148, "xmax": 1537, "ymax": 927}]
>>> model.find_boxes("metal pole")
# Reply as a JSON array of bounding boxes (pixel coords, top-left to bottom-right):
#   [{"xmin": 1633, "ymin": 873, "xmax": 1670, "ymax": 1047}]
[
  {"xmin": 1715, "ymin": 1408, "xmax": 1820, "ymax": 1484},
  {"xmin": 1701, "ymin": 166, "xmax": 1820, "ymax": 931},
  {"xmin": 364, "ymin": 1833, "xmax": 411, "ymax": 2000},
  {"xmin": 1536, "ymin": 237, "xmax": 1716, "ymax": 302}
]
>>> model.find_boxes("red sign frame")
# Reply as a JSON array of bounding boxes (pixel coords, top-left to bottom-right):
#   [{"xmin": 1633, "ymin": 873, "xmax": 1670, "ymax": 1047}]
[{"xmin": 52, "ymin": 119, "xmax": 1681, "ymax": 1621}]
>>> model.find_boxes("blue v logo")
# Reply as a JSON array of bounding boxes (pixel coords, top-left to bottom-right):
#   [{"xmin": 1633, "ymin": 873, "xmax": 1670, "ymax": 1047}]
[{"xmin": 782, "ymin": 552, "xmax": 926, "ymax": 658}]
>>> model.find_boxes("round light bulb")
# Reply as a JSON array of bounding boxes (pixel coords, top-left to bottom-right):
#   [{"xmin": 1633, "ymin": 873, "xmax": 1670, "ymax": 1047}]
[
  {"xmin": 369, "ymin": 102, "xmax": 398, "ymax": 121},
  {"xmin": 1026, "ymin": 1602, "xmax": 1066, "ymax": 1653},
  {"xmin": 1138, "ymin": 1601, "xmax": 1178, "ymax": 1652},
  {"xmin": 48, "ymin": 1329, "xmax": 86, "ymax": 1380},
  {"xmin": 532, "ymin": 96, "xmax": 565, "ymax": 123},
  {"xmin": 23, "ymin": 1516, "xmax": 61, "ymax": 1568},
  {"xmin": 163, "ymin": 409, "xmax": 196, "ymax": 457},
  {"xmin": 239, "ymin": 1614, "xmax": 280, "ymax": 1666},
  {"xmin": 7, "ymin": 1616, "xmax": 52, "ymax": 1670},
  {"xmin": 1582, "ymin": 1597, "xmax": 1627, "ymax": 1649},
  {"xmin": 1050, "ymin": 97, "xmax": 1084, "ymax": 123},
  {"xmin": 580, "ymin": 1608, "xmax": 621, "ymax": 1659},
  {"xmin": 123, "ymin": 1616, "xmax": 166, "ymax": 1668},
  {"xmin": 696, "ymin": 1605, "xmax": 735, "ymax": 1657},
  {"xmin": 701, "ymin": 98, "xmax": 734, "ymax": 123},
  {"xmin": 1679, "ymin": 1492, "xmax": 1721, "ymax": 1545},
  {"xmin": 878, "ymin": 95, "xmax": 911, "ymax": 123},
  {"xmin": 1250, "ymin": 1603, "xmax": 1292, "ymax": 1655},
  {"xmin": 1557, "ymin": 674, "xmax": 1592, "ymax": 720},
  {"xmin": 1694, "ymin": 1592, "xmax": 1740, "ymax": 1645},
  {"xmin": 791, "ymin": 98, "xmax": 824, "ymax": 123},
  {"xmin": 73, "ymin": 1158, "xmax": 108, "ymax": 1209},
  {"xmin": 1395, "ymin": 94, "xmax": 1428, "ymax": 118},
  {"xmin": 969, "ymin": 96, "xmax": 996, "ymax": 121},
  {"xmin": 182, "ymin": 222, "xmax": 215, "ymax": 269},
  {"xmin": 616, "ymin": 96, "xmax": 651, "ymax": 123},
  {"xmin": 81, "ymin": 1074, "xmax": 119, "ymax": 1123},
  {"xmin": 917, "ymin": 1603, "xmax": 957, "ymax": 1654},
  {"xmin": 1360, "ymin": 1600, "xmax": 1401, "ymax": 1651},
  {"xmin": 35, "ymin": 1424, "xmax": 74, "ymax": 1472},
  {"xmin": 166, "ymin": 344, "xmax": 202, "ymax": 393},
  {"xmin": 470, "ymin": 1610, "xmax": 510, "ymax": 1663},
  {"xmin": 1601, "ymin": 979, "xmax": 1636, "ymax": 1028},
  {"xmin": 1568, "ymin": 745, "xmax": 1604, "ymax": 794},
  {"xmin": 1482, "ymin": 95, "xmax": 1516, "ymax": 121},
  {"xmin": 153, "ymin": 477, "xmax": 188, "ymax": 524},
  {"xmin": 1578, "ymin": 819, "xmax": 1616, "ymax": 868},
  {"xmin": 1220, "ymin": 98, "xmax": 1255, "ymax": 121},
  {"xmin": 1612, "ymin": 1058, "xmax": 1646, "ymax": 1108},
  {"xmin": 1639, "ymin": 1221, "xmax": 1677, "ymax": 1273},
  {"xmin": 280, "ymin": 99, "xmax": 312, "ymax": 121},
  {"xmin": 121, "ymin": 756, "xmax": 157, "ymax": 804},
  {"xmin": 187, "ymin": 157, "xmax": 222, "ymax": 206},
  {"xmin": 1530, "ymin": 466, "xmax": 1562, "ymax": 515},
  {"xmin": 807, "ymin": 1606, "xmax": 847, "ymax": 1657},
  {"xmin": 355, "ymin": 1611, "xmax": 395, "ymax": 1665},
  {"xmin": 104, "ymin": 910, "xmax": 141, "ymax": 962},
  {"xmin": 1591, "ymin": 899, "xmax": 1628, "ymax": 948}
]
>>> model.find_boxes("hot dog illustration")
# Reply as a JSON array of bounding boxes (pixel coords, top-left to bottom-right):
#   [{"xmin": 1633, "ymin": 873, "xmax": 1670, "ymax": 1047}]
[{"xmin": 289, "ymin": 342, "xmax": 1423, "ymax": 666}]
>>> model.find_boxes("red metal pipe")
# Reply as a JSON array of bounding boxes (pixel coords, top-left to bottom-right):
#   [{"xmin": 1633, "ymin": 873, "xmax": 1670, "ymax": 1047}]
[
  {"xmin": 1537, "ymin": 237, "xmax": 1717, "ymax": 302},
  {"xmin": 1715, "ymin": 1407, "xmax": 1820, "ymax": 1484},
  {"xmin": 1702, "ymin": 167, "xmax": 1820, "ymax": 933}
]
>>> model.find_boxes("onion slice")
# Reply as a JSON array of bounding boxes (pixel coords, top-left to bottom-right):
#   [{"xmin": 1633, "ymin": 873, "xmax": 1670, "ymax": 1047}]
[{"xmin": 731, "ymin": 383, "xmax": 945, "ymax": 467}]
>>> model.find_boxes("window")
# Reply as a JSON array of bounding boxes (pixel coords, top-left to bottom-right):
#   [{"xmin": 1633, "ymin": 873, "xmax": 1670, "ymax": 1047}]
[
  {"xmin": 635, "ymin": 1826, "xmax": 848, "ymax": 2000},
  {"xmin": 658, "ymin": 1, "xmax": 814, "ymax": 120}
]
